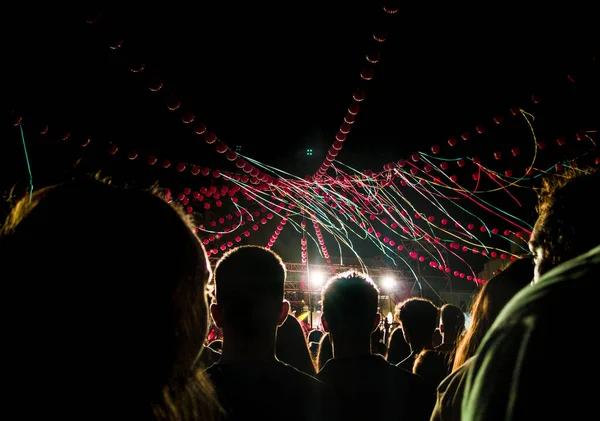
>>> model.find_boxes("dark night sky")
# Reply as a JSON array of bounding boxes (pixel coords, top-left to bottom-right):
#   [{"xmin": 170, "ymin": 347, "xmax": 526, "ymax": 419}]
[{"xmin": 3, "ymin": 3, "xmax": 599, "ymax": 292}]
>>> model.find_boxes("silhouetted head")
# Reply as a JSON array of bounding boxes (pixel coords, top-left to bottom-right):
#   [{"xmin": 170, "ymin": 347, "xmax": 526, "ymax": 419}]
[
  {"xmin": 394, "ymin": 297, "xmax": 438, "ymax": 348},
  {"xmin": 0, "ymin": 176, "xmax": 218, "ymax": 420},
  {"xmin": 276, "ymin": 314, "xmax": 316, "ymax": 375},
  {"xmin": 211, "ymin": 245, "xmax": 289, "ymax": 339},
  {"xmin": 316, "ymin": 332, "xmax": 333, "ymax": 372},
  {"xmin": 530, "ymin": 168, "xmax": 600, "ymax": 282},
  {"xmin": 439, "ymin": 303, "xmax": 465, "ymax": 338},
  {"xmin": 386, "ymin": 327, "xmax": 411, "ymax": 364},
  {"xmin": 321, "ymin": 271, "xmax": 380, "ymax": 341}
]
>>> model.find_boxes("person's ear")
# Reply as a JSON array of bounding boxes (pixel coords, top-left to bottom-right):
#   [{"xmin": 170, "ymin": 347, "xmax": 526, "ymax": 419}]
[
  {"xmin": 322, "ymin": 314, "xmax": 330, "ymax": 332},
  {"xmin": 277, "ymin": 300, "xmax": 290, "ymax": 327},
  {"xmin": 371, "ymin": 313, "xmax": 381, "ymax": 332},
  {"xmin": 210, "ymin": 303, "xmax": 224, "ymax": 328}
]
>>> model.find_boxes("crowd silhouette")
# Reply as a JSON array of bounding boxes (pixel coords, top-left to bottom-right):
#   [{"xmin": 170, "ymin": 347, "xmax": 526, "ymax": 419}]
[{"xmin": 1, "ymin": 168, "xmax": 598, "ymax": 420}]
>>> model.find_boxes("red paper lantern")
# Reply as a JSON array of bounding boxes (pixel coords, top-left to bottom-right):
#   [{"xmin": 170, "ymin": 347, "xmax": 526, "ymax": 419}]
[
  {"xmin": 149, "ymin": 79, "xmax": 163, "ymax": 92},
  {"xmin": 167, "ymin": 97, "xmax": 181, "ymax": 111},
  {"xmin": 194, "ymin": 122, "xmax": 207, "ymax": 135},
  {"xmin": 226, "ymin": 150, "xmax": 237, "ymax": 161},
  {"xmin": 373, "ymin": 32, "xmax": 387, "ymax": 42},
  {"xmin": 215, "ymin": 142, "xmax": 228, "ymax": 153},
  {"xmin": 366, "ymin": 50, "xmax": 380, "ymax": 64},
  {"xmin": 353, "ymin": 89, "xmax": 366, "ymax": 102},
  {"xmin": 181, "ymin": 112, "xmax": 195, "ymax": 124},
  {"xmin": 360, "ymin": 68, "xmax": 375, "ymax": 80},
  {"xmin": 205, "ymin": 132, "xmax": 217, "ymax": 144}
]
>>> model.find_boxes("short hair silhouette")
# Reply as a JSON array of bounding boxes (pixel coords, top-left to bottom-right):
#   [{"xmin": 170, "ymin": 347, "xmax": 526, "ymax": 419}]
[
  {"xmin": 439, "ymin": 303, "xmax": 465, "ymax": 336},
  {"xmin": 395, "ymin": 297, "xmax": 439, "ymax": 344},
  {"xmin": 321, "ymin": 271, "xmax": 380, "ymax": 338},
  {"xmin": 0, "ymin": 176, "xmax": 220, "ymax": 420},
  {"xmin": 213, "ymin": 245, "xmax": 286, "ymax": 337}
]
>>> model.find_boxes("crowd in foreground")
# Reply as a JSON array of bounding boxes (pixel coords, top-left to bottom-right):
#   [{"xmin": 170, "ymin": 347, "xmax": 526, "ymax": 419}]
[{"xmin": 1, "ymin": 168, "xmax": 598, "ymax": 421}]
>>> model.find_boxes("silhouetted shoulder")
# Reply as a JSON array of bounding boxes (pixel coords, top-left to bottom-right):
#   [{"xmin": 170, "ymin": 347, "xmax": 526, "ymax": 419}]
[
  {"xmin": 206, "ymin": 360, "xmax": 336, "ymax": 421},
  {"xmin": 462, "ymin": 246, "xmax": 600, "ymax": 421}
]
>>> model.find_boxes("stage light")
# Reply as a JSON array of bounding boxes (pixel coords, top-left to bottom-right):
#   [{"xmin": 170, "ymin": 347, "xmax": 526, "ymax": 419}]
[
  {"xmin": 310, "ymin": 271, "xmax": 325, "ymax": 287},
  {"xmin": 306, "ymin": 148, "xmax": 313, "ymax": 156},
  {"xmin": 381, "ymin": 276, "xmax": 396, "ymax": 291}
]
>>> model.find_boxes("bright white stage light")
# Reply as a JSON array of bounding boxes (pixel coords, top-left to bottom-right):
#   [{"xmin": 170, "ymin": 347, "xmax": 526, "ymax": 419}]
[
  {"xmin": 381, "ymin": 276, "xmax": 396, "ymax": 291},
  {"xmin": 310, "ymin": 271, "xmax": 326, "ymax": 288}
]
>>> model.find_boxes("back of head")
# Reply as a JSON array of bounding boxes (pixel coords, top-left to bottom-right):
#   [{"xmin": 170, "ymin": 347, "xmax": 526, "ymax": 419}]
[
  {"xmin": 386, "ymin": 327, "xmax": 411, "ymax": 364},
  {"xmin": 440, "ymin": 303, "xmax": 465, "ymax": 337},
  {"xmin": 0, "ymin": 176, "xmax": 217, "ymax": 419},
  {"xmin": 321, "ymin": 271, "xmax": 380, "ymax": 339},
  {"xmin": 316, "ymin": 332, "xmax": 333, "ymax": 371},
  {"xmin": 453, "ymin": 256, "xmax": 533, "ymax": 370},
  {"xmin": 533, "ymin": 168, "xmax": 600, "ymax": 273},
  {"xmin": 395, "ymin": 297, "xmax": 438, "ymax": 345},
  {"xmin": 213, "ymin": 245, "xmax": 286, "ymax": 338},
  {"xmin": 413, "ymin": 349, "xmax": 448, "ymax": 388},
  {"xmin": 276, "ymin": 314, "xmax": 316, "ymax": 375}
]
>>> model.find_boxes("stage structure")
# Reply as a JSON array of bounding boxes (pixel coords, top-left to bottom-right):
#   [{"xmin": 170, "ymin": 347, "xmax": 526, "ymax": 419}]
[{"xmin": 209, "ymin": 240, "xmax": 461, "ymax": 329}]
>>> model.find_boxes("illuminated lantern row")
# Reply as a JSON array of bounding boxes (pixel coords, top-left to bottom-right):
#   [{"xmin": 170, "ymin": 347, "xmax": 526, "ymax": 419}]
[
  {"xmin": 378, "ymin": 57, "xmax": 596, "ymax": 178},
  {"xmin": 319, "ymin": 179, "xmax": 530, "ymax": 257},
  {"xmin": 361, "ymin": 220, "xmax": 484, "ymax": 283},
  {"xmin": 86, "ymin": 14, "xmax": 280, "ymax": 188},
  {"xmin": 9, "ymin": 116, "xmax": 90, "ymax": 149},
  {"xmin": 314, "ymin": 4, "xmax": 398, "ymax": 178},
  {"xmin": 300, "ymin": 237, "xmax": 308, "ymax": 265},
  {"xmin": 207, "ymin": 217, "xmax": 262, "ymax": 256},
  {"xmin": 201, "ymin": 207, "xmax": 268, "ymax": 248},
  {"xmin": 312, "ymin": 219, "xmax": 332, "ymax": 266},
  {"xmin": 208, "ymin": 201, "xmax": 294, "ymax": 256},
  {"xmin": 59, "ymin": 10, "xmax": 594, "ymax": 282},
  {"xmin": 265, "ymin": 217, "xmax": 288, "ymax": 250},
  {"xmin": 346, "ymin": 201, "xmax": 521, "ymax": 279},
  {"xmin": 104, "ymin": 142, "xmax": 281, "ymax": 193}
]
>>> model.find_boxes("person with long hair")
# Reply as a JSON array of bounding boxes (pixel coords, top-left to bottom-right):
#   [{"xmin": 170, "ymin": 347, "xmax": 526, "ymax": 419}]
[
  {"xmin": 462, "ymin": 168, "xmax": 600, "ymax": 420},
  {"xmin": 431, "ymin": 256, "xmax": 533, "ymax": 421},
  {"xmin": 0, "ymin": 176, "xmax": 221, "ymax": 421}
]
